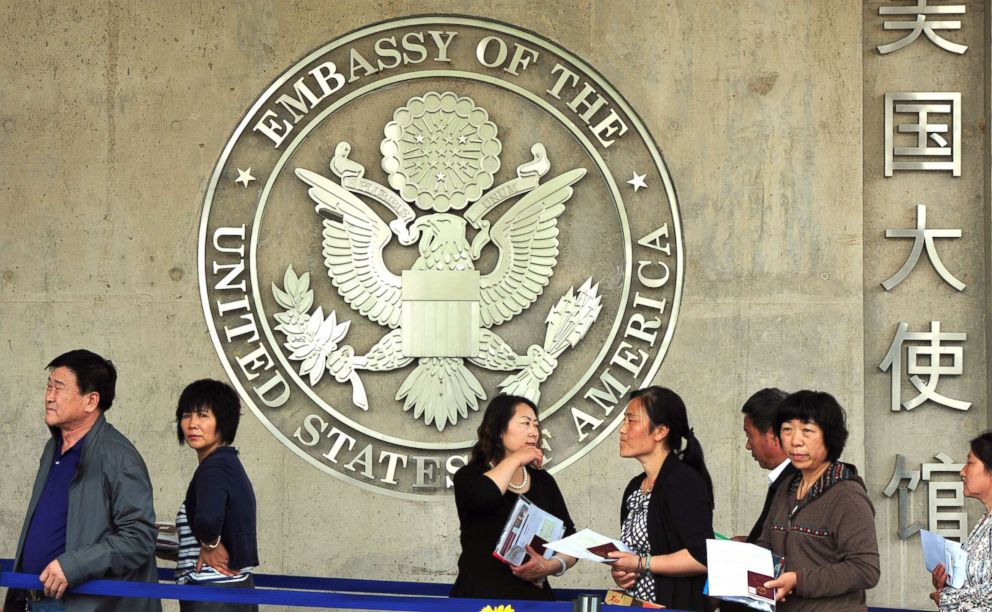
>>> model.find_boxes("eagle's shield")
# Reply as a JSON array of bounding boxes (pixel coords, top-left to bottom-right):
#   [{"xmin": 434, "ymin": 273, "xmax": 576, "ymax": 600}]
[{"xmin": 401, "ymin": 270, "xmax": 481, "ymax": 357}]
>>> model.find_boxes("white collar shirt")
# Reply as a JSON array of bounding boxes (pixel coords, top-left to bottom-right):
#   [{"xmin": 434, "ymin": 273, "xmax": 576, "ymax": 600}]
[{"xmin": 767, "ymin": 458, "xmax": 792, "ymax": 487}]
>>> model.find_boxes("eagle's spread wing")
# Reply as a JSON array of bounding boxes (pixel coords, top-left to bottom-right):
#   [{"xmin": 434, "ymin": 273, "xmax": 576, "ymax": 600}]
[
  {"xmin": 296, "ymin": 168, "xmax": 402, "ymax": 329},
  {"xmin": 480, "ymin": 168, "xmax": 586, "ymax": 328}
]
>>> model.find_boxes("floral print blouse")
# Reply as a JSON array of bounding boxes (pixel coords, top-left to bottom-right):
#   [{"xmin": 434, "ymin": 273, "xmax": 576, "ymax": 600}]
[
  {"xmin": 940, "ymin": 511, "xmax": 992, "ymax": 611},
  {"xmin": 620, "ymin": 488, "xmax": 656, "ymax": 603}
]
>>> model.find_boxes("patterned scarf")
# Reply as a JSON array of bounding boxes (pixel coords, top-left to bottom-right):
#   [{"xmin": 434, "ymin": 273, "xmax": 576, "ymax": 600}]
[{"xmin": 788, "ymin": 461, "xmax": 860, "ymax": 514}]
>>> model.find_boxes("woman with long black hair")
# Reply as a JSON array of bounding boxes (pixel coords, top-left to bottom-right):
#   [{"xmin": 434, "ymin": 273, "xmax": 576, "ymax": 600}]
[
  {"xmin": 608, "ymin": 386, "xmax": 714, "ymax": 611},
  {"xmin": 450, "ymin": 394, "xmax": 577, "ymax": 600}
]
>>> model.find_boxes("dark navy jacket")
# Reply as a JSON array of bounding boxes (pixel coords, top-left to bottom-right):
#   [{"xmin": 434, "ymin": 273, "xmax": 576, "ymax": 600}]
[{"xmin": 184, "ymin": 446, "xmax": 258, "ymax": 570}]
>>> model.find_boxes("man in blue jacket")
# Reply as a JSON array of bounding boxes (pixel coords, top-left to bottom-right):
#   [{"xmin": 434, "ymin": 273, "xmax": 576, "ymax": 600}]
[{"xmin": 3, "ymin": 349, "xmax": 161, "ymax": 612}]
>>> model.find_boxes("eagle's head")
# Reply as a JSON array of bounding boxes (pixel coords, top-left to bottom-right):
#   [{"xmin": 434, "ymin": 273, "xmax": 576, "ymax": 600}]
[{"xmin": 411, "ymin": 213, "xmax": 471, "ymax": 266}]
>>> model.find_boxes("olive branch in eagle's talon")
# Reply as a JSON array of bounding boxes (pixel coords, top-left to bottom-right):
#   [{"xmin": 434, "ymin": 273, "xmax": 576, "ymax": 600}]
[{"xmin": 271, "ymin": 266, "xmax": 368, "ymax": 409}]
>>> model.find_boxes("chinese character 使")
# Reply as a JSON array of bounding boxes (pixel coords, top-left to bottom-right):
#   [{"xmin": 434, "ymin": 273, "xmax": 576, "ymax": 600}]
[
  {"xmin": 884, "ymin": 92, "xmax": 961, "ymax": 177},
  {"xmin": 877, "ymin": 0, "xmax": 968, "ymax": 55},
  {"xmin": 882, "ymin": 204, "xmax": 965, "ymax": 291},
  {"xmin": 879, "ymin": 321, "xmax": 970, "ymax": 411}
]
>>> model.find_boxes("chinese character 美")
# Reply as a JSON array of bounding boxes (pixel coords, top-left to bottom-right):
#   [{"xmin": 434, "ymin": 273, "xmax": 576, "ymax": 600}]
[
  {"xmin": 879, "ymin": 321, "xmax": 970, "ymax": 411},
  {"xmin": 923, "ymin": 453, "xmax": 968, "ymax": 541},
  {"xmin": 883, "ymin": 454, "xmax": 925, "ymax": 538},
  {"xmin": 882, "ymin": 204, "xmax": 965, "ymax": 291},
  {"xmin": 877, "ymin": 0, "xmax": 968, "ymax": 55},
  {"xmin": 884, "ymin": 92, "xmax": 961, "ymax": 177}
]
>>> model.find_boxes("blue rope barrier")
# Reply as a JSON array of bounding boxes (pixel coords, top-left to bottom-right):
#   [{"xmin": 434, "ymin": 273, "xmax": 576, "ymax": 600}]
[
  {"xmin": 0, "ymin": 560, "xmax": 929, "ymax": 611},
  {"xmin": 0, "ymin": 564, "xmax": 631, "ymax": 611},
  {"xmin": 149, "ymin": 566, "xmax": 601, "ymax": 601}
]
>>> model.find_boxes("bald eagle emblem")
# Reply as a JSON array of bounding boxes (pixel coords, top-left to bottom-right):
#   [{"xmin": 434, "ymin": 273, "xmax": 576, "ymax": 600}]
[{"xmin": 272, "ymin": 92, "xmax": 602, "ymax": 431}]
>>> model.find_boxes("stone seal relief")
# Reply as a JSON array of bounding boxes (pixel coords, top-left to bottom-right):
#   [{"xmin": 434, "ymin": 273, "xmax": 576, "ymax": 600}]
[{"xmin": 198, "ymin": 16, "xmax": 684, "ymax": 498}]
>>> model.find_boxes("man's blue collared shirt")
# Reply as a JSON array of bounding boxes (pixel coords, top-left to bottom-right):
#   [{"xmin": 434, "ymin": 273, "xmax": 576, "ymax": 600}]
[{"xmin": 20, "ymin": 435, "xmax": 87, "ymax": 575}]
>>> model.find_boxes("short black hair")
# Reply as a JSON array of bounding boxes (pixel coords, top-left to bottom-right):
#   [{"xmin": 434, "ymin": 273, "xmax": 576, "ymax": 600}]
[
  {"xmin": 741, "ymin": 387, "xmax": 788, "ymax": 433},
  {"xmin": 47, "ymin": 349, "xmax": 117, "ymax": 411},
  {"xmin": 176, "ymin": 379, "xmax": 242, "ymax": 446},
  {"xmin": 774, "ymin": 390, "xmax": 849, "ymax": 462},
  {"xmin": 970, "ymin": 431, "xmax": 992, "ymax": 471}
]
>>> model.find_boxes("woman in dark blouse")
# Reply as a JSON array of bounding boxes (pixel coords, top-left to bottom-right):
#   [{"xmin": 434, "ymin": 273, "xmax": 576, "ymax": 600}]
[
  {"xmin": 608, "ymin": 386, "xmax": 714, "ymax": 611},
  {"xmin": 450, "ymin": 394, "xmax": 577, "ymax": 600},
  {"xmin": 175, "ymin": 379, "xmax": 259, "ymax": 612}
]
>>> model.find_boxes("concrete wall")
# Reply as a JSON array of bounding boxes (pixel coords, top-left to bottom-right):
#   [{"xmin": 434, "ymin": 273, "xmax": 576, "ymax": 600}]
[
  {"xmin": 0, "ymin": 1, "xmax": 986, "ymax": 610},
  {"xmin": 863, "ymin": 0, "xmax": 989, "ymax": 606}
]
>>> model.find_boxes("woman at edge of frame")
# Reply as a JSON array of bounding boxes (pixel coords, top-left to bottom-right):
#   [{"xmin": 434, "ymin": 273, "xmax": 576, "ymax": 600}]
[
  {"xmin": 607, "ymin": 386, "xmax": 714, "ymax": 611},
  {"xmin": 449, "ymin": 394, "xmax": 578, "ymax": 600},
  {"xmin": 173, "ymin": 379, "xmax": 259, "ymax": 612},
  {"xmin": 930, "ymin": 430, "xmax": 992, "ymax": 610},
  {"xmin": 758, "ymin": 390, "xmax": 880, "ymax": 611}
]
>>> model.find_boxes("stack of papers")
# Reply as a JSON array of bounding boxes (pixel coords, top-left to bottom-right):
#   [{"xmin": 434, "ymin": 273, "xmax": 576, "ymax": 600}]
[
  {"xmin": 155, "ymin": 521, "xmax": 179, "ymax": 553},
  {"xmin": 921, "ymin": 529, "xmax": 968, "ymax": 589},
  {"xmin": 706, "ymin": 539, "xmax": 778, "ymax": 611},
  {"xmin": 546, "ymin": 529, "xmax": 633, "ymax": 563},
  {"xmin": 493, "ymin": 496, "xmax": 565, "ymax": 566}
]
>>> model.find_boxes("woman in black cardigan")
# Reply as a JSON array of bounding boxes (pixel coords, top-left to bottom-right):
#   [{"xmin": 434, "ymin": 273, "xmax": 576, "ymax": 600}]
[
  {"xmin": 607, "ymin": 386, "xmax": 714, "ymax": 611},
  {"xmin": 174, "ymin": 379, "xmax": 259, "ymax": 612},
  {"xmin": 450, "ymin": 394, "xmax": 577, "ymax": 600}
]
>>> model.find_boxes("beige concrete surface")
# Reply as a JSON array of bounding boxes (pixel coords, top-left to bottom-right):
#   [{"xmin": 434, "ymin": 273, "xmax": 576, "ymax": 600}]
[
  {"xmin": 862, "ymin": 1, "xmax": 989, "ymax": 608},
  {"xmin": 0, "ymin": 1, "xmax": 985, "ymax": 611}
]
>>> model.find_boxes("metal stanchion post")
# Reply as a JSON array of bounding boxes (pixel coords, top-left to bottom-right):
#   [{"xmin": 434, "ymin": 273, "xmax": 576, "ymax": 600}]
[{"xmin": 572, "ymin": 593, "xmax": 602, "ymax": 612}]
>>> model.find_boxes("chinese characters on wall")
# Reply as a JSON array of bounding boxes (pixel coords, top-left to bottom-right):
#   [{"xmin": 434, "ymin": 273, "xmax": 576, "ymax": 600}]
[{"xmin": 873, "ymin": 0, "xmax": 972, "ymax": 541}]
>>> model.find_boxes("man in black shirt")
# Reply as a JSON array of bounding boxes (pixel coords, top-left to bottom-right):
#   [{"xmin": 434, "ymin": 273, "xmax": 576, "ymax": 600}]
[{"xmin": 719, "ymin": 388, "xmax": 795, "ymax": 611}]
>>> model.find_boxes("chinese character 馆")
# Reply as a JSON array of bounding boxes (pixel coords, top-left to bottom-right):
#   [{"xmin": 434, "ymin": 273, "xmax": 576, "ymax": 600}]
[
  {"xmin": 883, "ymin": 454, "xmax": 925, "ymax": 538},
  {"xmin": 923, "ymin": 453, "xmax": 968, "ymax": 541},
  {"xmin": 883, "ymin": 453, "xmax": 967, "ymax": 541}
]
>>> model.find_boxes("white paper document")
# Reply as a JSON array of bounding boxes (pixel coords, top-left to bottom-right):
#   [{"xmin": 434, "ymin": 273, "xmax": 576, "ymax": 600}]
[
  {"xmin": 545, "ymin": 528, "xmax": 633, "ymax": 563},
  {"xmin": 920, "ymin": 529, "xmax": 968, "ymax": 589},
  {"xmin": 493, "ymin": 496, "xmax": 565, "ymax": 566},
  {"xmin": 706, "ymin": 539, "xmax": 777, "ymax": 611}
]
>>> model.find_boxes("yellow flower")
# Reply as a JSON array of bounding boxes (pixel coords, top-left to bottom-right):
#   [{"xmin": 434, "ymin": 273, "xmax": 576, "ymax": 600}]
[{"xmin": 479, "ymin": 605, "xmax": 515, "ymax": 612}]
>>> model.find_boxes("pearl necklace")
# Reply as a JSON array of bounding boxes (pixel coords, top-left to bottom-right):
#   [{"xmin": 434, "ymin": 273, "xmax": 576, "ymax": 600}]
[
  {"xmin": 508, "ymin": 466, "xmax": 529, "ymax": 491},
  {"xmin": 490, "ymin": 462, "xmax": 529, "ymax": 491}
]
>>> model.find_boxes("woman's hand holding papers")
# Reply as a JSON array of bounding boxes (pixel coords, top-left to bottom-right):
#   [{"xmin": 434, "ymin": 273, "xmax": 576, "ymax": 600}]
[
  {"xmin": 510, "ymin": 545, "xmax": 562, "ymax": 586},
  {"xmin": 931, "ymin": 562, "xmax": 947, "ymax": 590},
  {"xmin": 929, "ymin": 563, "xmax": 947, "ymax": 605},
  {"xmin": 608, "ymin": 551, "xmax": 640, "ymax": 589},
  {"xmin": 764, "ymin": 571, "xmax": 797, "ymax": 602},
  {"xmin": 607, "ymin": 551, "xmax": 641, "ymax": 573}
]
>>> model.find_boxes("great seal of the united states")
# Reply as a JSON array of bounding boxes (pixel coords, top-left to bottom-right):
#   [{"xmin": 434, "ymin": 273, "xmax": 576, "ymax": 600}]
[{"xmin": 198, "ymin": 16, "xmax": 684, "ymax": 499}]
